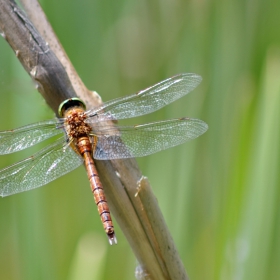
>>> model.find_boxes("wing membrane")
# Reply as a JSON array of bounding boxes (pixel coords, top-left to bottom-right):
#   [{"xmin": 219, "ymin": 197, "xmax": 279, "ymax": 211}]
[
  {"xmin": 0, "ymin": 137, "xmax": 83, "ymax": 197},
  {"xmin": 86, "ymin": 73, "xmax": 202, "ymax": 122},
  {"xmin": 0, "ymin": 119, "xmax": 63, "ymax": 155},
  {"xmin": 93, "ymin": 118, "xmax": 208, "ymax": 159}
]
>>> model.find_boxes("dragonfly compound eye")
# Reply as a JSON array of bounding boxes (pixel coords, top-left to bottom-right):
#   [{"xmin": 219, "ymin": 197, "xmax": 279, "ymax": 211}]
[{"xmin": 58, "ymin": 98, "xmax": 86, "ymax": 117}]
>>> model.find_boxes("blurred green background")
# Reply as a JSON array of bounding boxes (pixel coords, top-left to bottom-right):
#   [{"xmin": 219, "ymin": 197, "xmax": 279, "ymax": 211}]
[{"xmin": 0, "ymin": 0, "xmax": 280, "ymax": 279}]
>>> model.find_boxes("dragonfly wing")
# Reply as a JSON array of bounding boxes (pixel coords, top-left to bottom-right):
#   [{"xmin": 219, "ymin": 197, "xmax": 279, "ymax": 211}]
[
  {"xmin": 0, "ymin": 119, "xmax": 64, "ymax": 155},
  {"xmin": 93, "ymin": 118, "xmax": 208, "ymax": 160},
  {"xmin": 86, "ymin": 73, "xmax": 202, "ymax": 122},
  {"xmin": 0, "ymin": 137, "xmax": 83, "ymax": 197}
]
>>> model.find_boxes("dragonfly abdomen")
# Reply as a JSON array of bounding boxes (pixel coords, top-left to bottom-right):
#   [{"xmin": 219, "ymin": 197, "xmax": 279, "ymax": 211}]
[{"xmin": 76, "ymin": 136, "xmax": 117, "ymax": 245}]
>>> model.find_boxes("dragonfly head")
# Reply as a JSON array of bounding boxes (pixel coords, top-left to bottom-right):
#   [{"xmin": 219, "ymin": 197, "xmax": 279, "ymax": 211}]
[{"xmin": 58, "ymin": 98, "xmax": 86, "ymax": 117}]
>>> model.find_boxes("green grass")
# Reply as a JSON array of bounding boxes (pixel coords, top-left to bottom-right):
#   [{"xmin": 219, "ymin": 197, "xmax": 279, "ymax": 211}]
[{"xmin": 0, "ymin": 0, "xmax": 280, "ymax": 279}]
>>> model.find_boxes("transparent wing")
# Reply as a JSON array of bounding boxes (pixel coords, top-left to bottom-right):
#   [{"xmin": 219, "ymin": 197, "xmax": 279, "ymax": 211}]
[
  {"xmin": 0, "ymin": 119, "xmax": 64, "ymax": 155},
  {"xmin": 0, "ymin": 137, "xmax": 83, "ymax": 197},
  {"xmin": 93, "ymin": 118, "xmax": 208, "ymax": 160},
  {"xmin": 86, "ymin": 73, "xmax": 202, "ymax": 122}
]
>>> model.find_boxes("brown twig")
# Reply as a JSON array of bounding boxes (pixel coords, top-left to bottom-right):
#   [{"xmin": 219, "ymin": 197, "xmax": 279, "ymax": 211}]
[{"xmin": 0, "ymin": 1, "xmax": 189, "ymax": 279}]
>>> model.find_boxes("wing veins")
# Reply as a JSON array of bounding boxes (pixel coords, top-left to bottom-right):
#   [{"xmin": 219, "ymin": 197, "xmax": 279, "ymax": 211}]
[
  {"xmin": 93, "ymin": 118, "xmax": 208, "ymax": 159},
  {"xmin": 0, "ymin": 119, "xmax": 64, "ymax": 155},
  {"xmin": 0, "ymin": 137, "xmax": 83, "ymax": 197},
  {"xmin": 86, "ymin": 73, "xmax": 202, "ymax": 122}
]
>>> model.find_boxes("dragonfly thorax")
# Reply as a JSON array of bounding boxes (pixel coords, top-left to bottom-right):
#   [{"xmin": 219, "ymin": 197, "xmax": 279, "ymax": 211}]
[{"xmin": 64, "ymin": 107, "xmax": 92, "ymax": 139}]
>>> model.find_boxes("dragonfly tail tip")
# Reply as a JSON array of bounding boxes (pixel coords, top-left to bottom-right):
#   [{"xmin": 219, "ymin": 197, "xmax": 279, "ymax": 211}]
[{"xmin": 108, "ymin": 233, "xmax": 117, "ymax": 245}]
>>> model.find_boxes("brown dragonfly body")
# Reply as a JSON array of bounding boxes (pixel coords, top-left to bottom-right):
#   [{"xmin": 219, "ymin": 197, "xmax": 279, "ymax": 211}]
[{"xmin": 63, "ymin": 104, "xmax": 116, "ymax": 244}]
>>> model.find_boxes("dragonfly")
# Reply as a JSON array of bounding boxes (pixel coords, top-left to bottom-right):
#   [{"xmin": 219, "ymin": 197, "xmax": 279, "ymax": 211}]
[{"xmin": 0, "ymin": 73, "xmax": 208, "ymax": 245}]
